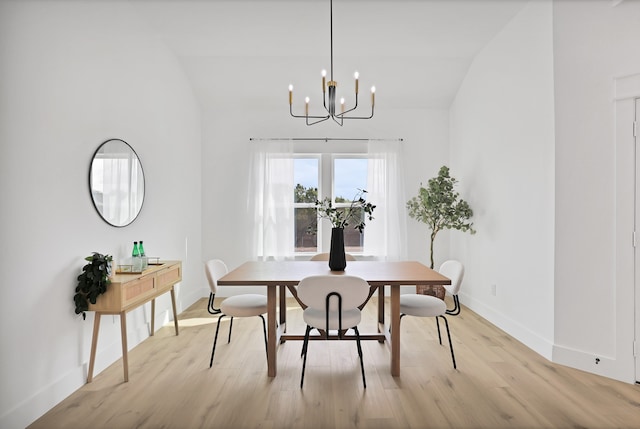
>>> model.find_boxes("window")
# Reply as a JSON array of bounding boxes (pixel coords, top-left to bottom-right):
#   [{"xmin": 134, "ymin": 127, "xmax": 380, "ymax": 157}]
[
  {"xmin": 293, "ymin": 155, "xmax": 368, "ymax": 254},
  {"xmin": 250, "ymin": 139, "xmax": 406, "ymax": 261}
]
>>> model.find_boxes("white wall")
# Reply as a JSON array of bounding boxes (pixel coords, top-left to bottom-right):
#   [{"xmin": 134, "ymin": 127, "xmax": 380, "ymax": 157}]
[
  {"xmin": 0, "ymin": 2, "xmax": 202, "ymax": 428},
  {"xmin": 552, "ymin": 0, "xmax": 640, "ymax": 382},
  {"xmin": 449, "ymin": 1, "xmax": 556, "ymax": 358}
]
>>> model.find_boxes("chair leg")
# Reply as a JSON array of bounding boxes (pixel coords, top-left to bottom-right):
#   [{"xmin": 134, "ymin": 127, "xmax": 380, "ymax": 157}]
[
  {"xmin": 353, "ymin": 326, "xmax": 366, "ymax": 389},
  {"xmin": 227, "ymin": 317, "xmax": 234, "ymax": 343},
  {"xmin": 446, "ymin": 295, "xmax": 461, "ymax": 316},
  {"xmin": 438, "ymin": 315, "xmax": 457, "ymax": 369},
  {"xmin": 210, "ymin": 314, "xmax": 226, "ymax": 368},
  {"xmin": 435, "ymin": 317, "xmax": 443, "ymax": 345},
  {"xmin": 300, "ymin": 325, "xmax": 312, "ymax": 388},
  {"xmin": 259, "ymin": 315, "xmax": 268, "ymax": 359},
  {"xmin": 207, "ymin": 293, "xmax": 221, "ymax": 315}
]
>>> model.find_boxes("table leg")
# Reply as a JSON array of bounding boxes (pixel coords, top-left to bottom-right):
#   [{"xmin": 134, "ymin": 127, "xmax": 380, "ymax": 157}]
[
  {"xmin": 86, "ymin": 312, "xmax": 101, "ymax": 383},
  {"xmin": 120, "ymin": 312, "xmax": 129, "ymax": 382},
  {"xmin": 390, "ymin": 285, "xmax": 400, "ymax": 376},
  {"xmin": 267, "ymin": 286, "xmax": 277, "ymax": 377},
  {"xmin": 170, "ymin": 287, "xmax": 179, "ymax": 336},
  {"xmin": 279, "ymin": 285, "xmax": 287, "ymax": 330},
  {"xmin": 150, "ymin": 298, "xmax": 155, "ymax": 336}
]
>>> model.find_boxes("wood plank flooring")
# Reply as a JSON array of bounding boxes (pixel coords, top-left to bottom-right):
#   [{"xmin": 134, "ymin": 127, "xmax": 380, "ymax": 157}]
[{"xmin": 29, "ymin": 297, "xmax": 640, "ymax": 429}]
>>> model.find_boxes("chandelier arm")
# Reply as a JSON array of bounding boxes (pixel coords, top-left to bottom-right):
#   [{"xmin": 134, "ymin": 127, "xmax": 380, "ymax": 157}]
[
  {"xmin": 331, "ymin": 115, "xmax": 344, "ymax": 126},
  {"xmin": 335, "ymin": 107, "xmax": 375, "ymax": 120},
  {"xmin": 307, "ymin": 116, "xmax": 331, "ymax": 126},
  {"xmin": 290, "ymin": 105, "xmax": 330, "ymax": 120}
]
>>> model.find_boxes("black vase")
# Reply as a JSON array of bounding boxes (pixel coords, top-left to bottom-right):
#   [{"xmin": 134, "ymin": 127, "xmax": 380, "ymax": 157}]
[{"xmin": 329, "ymin": 227, "xmax": 347, "ymax": 271}]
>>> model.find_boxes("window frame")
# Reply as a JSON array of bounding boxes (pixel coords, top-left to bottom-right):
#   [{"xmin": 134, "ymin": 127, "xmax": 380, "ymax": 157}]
[{"xmin": 293, "ymin": 152, "xmax": 369, "ymax": 256}]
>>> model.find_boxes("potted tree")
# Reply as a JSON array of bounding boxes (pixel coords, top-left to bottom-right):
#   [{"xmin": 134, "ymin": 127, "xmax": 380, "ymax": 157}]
[
  {"xmin": 406, "ymin": 166, "xmax": 475, "ymax": 295},
  {"xmin": 73, "ymin": 252, "xmax": 113, "ymax": 320},
  {"xmin": 315, "ymin": 189, "xmax": 375, "ymax": 271}
]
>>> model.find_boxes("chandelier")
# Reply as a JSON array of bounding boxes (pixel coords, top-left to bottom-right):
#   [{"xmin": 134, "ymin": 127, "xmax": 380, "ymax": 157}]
[{"xmin": 288, "ymin": 0, "xmax": 375, "ymax": 126}]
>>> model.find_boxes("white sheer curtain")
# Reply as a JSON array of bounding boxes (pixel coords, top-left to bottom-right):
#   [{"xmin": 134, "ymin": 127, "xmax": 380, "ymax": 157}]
[
  {"xmin": 100, "ymin": 151, "xmax": 142, "ymax": 226},
  {"xmin": 364, "ymin": 140, "xmax": 408, "ymax": 261},
  {"xmin": 248, "ymin": 140, "xmax": 295, "ymax": 260}
]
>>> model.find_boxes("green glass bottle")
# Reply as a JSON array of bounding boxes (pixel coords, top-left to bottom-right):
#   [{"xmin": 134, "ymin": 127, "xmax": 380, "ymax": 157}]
[
  {"xmin": 139, "ymin": 240, "xmax": 147, "ymax": 270},
  {"xmin": 132, "ymin": 241, "xmax": 141, "ymax": 272}
]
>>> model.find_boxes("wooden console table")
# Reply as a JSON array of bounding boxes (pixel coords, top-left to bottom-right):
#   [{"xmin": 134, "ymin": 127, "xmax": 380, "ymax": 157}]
[{"xmin": 86, "ymin": 260, "xmax": 182, "ymax": 382}]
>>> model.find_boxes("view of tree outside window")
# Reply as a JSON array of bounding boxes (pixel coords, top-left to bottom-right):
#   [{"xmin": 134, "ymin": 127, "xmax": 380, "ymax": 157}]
[
  {"xmin": 294, "ymin": 158, "xmax": 318, "ymax": 252},
  {"xmin": 334, "ymin": 158, "xmax": 368, "ymax": 251},
  {"xmin": 293, "ymin": 156, "xmax": 368, "ymax": 254}
]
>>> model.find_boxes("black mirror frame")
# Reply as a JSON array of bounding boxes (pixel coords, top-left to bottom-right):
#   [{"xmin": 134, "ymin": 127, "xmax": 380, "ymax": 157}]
[{"xmin": 89, "ymin": 138, "xmax": 145, "ymax": 228}]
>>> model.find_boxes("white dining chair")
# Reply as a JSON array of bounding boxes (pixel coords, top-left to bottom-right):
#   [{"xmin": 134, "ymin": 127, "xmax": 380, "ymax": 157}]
[
  {"xmin": 204, "ymin": 259, "xmax": 268, "ymax": 368},
  {"xmin": 399, "ymin": 293, "xmax": 457, "ymax": 369},
  {"xmin": 296, "ymin": 274, "xmax": 370, "ymax": 388},
  {"xmin": 439, "ymin": 260, "xmax": 465, "ymax": 315}
]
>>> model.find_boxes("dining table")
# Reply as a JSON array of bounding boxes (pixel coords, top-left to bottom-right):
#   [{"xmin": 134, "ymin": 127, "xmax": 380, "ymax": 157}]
[{"xmin": 216, "ymin": 260, "xmax": 451, "ymax": 377}]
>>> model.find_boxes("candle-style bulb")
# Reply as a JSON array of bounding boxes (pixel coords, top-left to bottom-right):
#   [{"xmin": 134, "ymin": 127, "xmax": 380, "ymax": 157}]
[
  {"xmin": 371, "ymin": 86, "xmax": 375, "ymax": 106},
  {"xmin": 305, "ymin": 97, "xmax": 309, "ymax": 115},
  {"xmin": 288, "ymin": 84, "xmax": 293, "ymax": 105},
  {"xmin": 340, "ymin": 97, "xmax": 345, "ymax": 113},
  {"xmin": 354, "ymin": 71, "xmax": 359, "ymax": 94},
  {"xmin": 321, "ymin": 69, "xmax": 327, "ymax": 93}
]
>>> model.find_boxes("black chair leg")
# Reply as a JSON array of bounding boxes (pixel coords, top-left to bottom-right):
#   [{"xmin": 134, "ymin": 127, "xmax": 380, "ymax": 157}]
[
  {"xmin": 259, "ymin": 315, "xmax": 268, "ymax": 359},
  {"xmin": 300, "ymin": 325, "xmax": 312, "ymax": 388},
  {"xmin": 446, "ymin": 295, "xmax": 461, "ymax": 316},
  {"xmin": 227, "ymin": 317, "xmax": 234, "ymax": 343},
  {"xmin": 439, "ymin": 315, "xmax": 457, "ymax": 369},
  {"xmin": 207, "ymin": 292, "xmax": 221, "ymax": 315},
  {"xmin": 210, "ymin": 314, "xmax": 226, "ymax": 367},
  {"xmin": 435, "ymin": 317, "xmax": 443, "ymax": 345},
  {"xmin": 353, "ymin": 326, "xmax": 366, "ymax": 389}
]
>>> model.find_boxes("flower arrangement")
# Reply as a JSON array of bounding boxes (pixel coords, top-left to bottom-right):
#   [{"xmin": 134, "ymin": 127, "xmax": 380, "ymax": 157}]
[{"xmin": 315, "ymin": 189, "xmax": 376, "ymax": 232}]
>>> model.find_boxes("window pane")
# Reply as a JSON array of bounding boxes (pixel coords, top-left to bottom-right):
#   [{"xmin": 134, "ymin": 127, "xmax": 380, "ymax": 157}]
[
  {"xmin": 294, "ymin": 158, "xmax": 319, "ymax": 253},
  {"xmin": 295, "ymin": 207, "xmax": 317, "ymax": 252},
  {"xmin": 334, "ymin": 158, "xmax": 368, "ymax": 253},
  {"xmin": 294, "ymin": 158, "xmax": 318, "ymax": 202},
  {"xmin": 334, "ymin": 158, "xmax": 367, "ymax": 202}
]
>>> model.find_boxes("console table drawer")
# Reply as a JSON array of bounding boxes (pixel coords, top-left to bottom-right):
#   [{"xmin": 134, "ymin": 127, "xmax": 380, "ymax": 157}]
[
  {"xmin": 124, "ymin": 276, "xmax": 155, "ymax": 303},
  {"xmin": 157, "ymin": 265, "xmax": 181, "ymax": 289}
]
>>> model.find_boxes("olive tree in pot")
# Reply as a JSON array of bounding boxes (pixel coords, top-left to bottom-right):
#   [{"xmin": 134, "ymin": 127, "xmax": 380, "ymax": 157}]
[{"xmin": 406, "ymin": 165, "xmax": 475, "ymax": 271}]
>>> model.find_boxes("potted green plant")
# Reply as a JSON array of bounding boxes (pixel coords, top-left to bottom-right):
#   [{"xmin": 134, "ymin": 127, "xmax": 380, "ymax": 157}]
[
  {"xmin": 406, "ymin": 166, "xmax": 475, "ymax": 270},
  {"xmin": 315, "ymin": 189, "xmax": 376, "ymax": 270},
  {"xmin": 73, "ymin": 252, "xmax": 113, "ymax": 320}
]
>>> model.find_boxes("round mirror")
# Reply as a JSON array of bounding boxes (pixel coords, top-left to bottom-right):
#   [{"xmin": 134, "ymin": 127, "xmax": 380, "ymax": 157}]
[{"xmin": 89, "ymin": 139, "xmax": 145, "ymax": 227}]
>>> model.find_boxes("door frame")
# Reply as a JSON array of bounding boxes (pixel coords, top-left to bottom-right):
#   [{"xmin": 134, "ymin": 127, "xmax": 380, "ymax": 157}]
[{"xmin": 613, "ymin": 72, "xmax": 640, "ymax": 383}]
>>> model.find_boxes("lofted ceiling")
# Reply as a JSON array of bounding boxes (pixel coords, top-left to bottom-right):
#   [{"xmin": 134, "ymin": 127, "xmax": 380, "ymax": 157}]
[{"xmin": 130, "ymin": 0, "xmax": 529, "ymax": 110}]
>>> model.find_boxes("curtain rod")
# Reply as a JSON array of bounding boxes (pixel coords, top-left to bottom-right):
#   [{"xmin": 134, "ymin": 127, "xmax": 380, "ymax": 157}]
[{"xmin": 249, "ymin": 137, "xmax": 403, "ymax": 142}]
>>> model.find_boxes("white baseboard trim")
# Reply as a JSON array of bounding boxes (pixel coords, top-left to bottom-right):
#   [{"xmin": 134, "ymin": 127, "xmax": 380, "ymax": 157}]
[
  {"xmin": 459, "ymin": 292, "xmax": 554, "ymax": 360},
  {"xmin": 552, "ymin": 343, "xmax": 636, "ymax": 384}
]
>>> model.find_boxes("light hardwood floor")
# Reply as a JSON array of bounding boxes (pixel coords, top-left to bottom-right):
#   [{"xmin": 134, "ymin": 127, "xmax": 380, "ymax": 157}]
[{"xmin": 29, "ymin": 297, "xmax": 640, "ymax": 429}]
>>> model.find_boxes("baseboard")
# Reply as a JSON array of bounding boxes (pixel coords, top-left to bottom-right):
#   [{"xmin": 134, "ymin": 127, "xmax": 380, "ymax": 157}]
[
  {"xmin": 552, "ymin": 343, "xmax": 636, "ymax": 384},
  {"xmin": 459, "ymin": 292, "xmax": 554, "ymax": 360}
]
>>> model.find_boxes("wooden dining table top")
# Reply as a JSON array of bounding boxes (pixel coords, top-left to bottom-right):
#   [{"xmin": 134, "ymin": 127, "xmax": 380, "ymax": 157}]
[{"xmin": 217, "ymin": 260, "xmax": 451, "ymax": 286}]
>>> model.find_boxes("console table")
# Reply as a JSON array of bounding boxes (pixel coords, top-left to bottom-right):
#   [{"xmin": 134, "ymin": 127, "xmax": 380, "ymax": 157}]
[{"xmin": 86, "ymin": 260, "xmax": 182, "ymax": 382}]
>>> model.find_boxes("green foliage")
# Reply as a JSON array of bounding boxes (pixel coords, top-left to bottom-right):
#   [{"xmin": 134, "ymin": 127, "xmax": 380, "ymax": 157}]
[
  {"xmin": 406, "ymin": 166, "xmax": 475, "ymax": 268},
  {"xmin": 73, "ymin": 252, "xmax": 113, "ymax": 320},
  {"xmin": 315, "ymin": 189, "xmax": 376, "ymax": 233},
  {"xmin": 294, "ymin": 184, "xmax": 318, "ymax": 203}
]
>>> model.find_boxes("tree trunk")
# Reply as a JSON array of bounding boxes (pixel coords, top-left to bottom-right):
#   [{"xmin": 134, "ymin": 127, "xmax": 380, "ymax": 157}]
[{"xmin": 429, "ymin": 230, "xmax": 437, "ymax": 269}]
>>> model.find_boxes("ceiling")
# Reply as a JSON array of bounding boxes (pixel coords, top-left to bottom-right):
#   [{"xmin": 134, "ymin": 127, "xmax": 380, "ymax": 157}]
[{"xmin": 130, "ymin": 0, "xmax": 529, "ymax": 110}]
